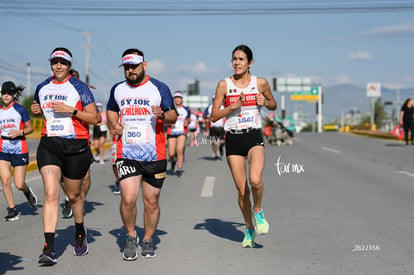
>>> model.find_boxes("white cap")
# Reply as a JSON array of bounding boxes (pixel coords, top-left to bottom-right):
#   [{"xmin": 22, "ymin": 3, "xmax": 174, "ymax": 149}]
[
  {"xmin": 173, "ymin": 91, "xmax": 183, "ymax": 98},
  {"xmin": 119, "ymin": 54, "xmax": 144, "ymax": 67},
  {"xmin": 48, "ymin": 50, "xmax": 72, "ymax": 63}
]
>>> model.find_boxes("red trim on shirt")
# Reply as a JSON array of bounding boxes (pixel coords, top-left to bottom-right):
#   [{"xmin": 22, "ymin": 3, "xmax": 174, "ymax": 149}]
[
  {"xmin": 51, "ymin": 75, "xmax": 71, "ymax": 84},
  {"xmin": 155, "ymin": 120, "xmax": 166, "ymax": 160}
]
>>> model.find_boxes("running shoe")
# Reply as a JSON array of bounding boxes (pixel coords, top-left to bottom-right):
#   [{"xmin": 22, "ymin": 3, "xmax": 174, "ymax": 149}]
[
  {"xmin": 141, "ymin": 238, "xmax": 156, "ymax": 258},
  {"xmin": 38, "ymin": 245, "xmax": 57, "ymax": 265},
  {"xmin": 253, "ymin": 208, "xmax": 269, "ymax": 235},
  {"xmin": 241, "ymin": 228, "xmax": 256, "ymax": 248},
  {"xmin": 112, "ymin": 181, "xmax": 121, "ymax": 195},
  {"xmin": 73, "ymin": 228, "xmax": 88, "ymax": 256},
  {"xmin": 176, "ymin": 170, "xmax": 183, "ymax": 178},
  {"xmin": 170, "ymin": 160, "xmax": 176, "ymax": 174},
  {"xmin": 24, "ymin": 186, "xmax": 38, "ymax": 207},
  {"xmin": 4, "ymin": 207, "xmax": 19, "ymax": 221},
  {"xmin": 62, "ymin": 199, "xmax": 73, "ymax": 218},
  {"xmin": 123, "ymin": 235, "xmax": 139, "ymax": 261}
]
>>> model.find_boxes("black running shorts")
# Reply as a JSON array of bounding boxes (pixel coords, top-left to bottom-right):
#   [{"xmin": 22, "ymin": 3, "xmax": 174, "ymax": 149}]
[
  {"xmin": 209, "ymin": 127, "xmax": 225, "ymax": 140},
  {"xmin": 36, "ymin": 136, "xmax": 93, "ymax": 180},
  {"xmin": 225, "ymin": 128, "xmax": 264, "ymax": 157},
  {"xmin": 115, "ymin": 158, "xmax": 167, "ymax": 189}
]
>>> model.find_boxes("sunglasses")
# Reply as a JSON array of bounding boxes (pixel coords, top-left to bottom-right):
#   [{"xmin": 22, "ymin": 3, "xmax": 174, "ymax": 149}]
[
  {"xmin": 123, "ymin": 63, "xmax": 141, "ymax": 70},
  {"xmin": 51, "ymin": 59, "xmax": 71, "ymax": 67},
  {"xmin": 1, "ymin": 91, "xmax": 14, "ymax": 96}
]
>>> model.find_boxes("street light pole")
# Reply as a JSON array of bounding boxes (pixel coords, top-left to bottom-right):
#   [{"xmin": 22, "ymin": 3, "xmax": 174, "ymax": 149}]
[
  {"xmin": 317, "ymin": 85, "xmax": 322, "ymax": 132},
  {"xmin": 26, "ymin": 62, "xmax": 31, "ymax": 96}
]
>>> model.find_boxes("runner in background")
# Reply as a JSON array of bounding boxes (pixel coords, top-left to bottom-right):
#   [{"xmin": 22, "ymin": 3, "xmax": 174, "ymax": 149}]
[
  {"xmin": 61, "ymin": 69, "xmax": 100, "ymax": 219},
  {"xmin": 0, "ymin": 81, "xmax": 37, "ymax": 221},
  {"xmin": 108, "ymin": 121, "xmax": 120, "ymax": 195},
  {"xmin": 189, "ymin": 108, "xmax": 198, "ymax": 147},
  {"xmin": 166, "ymin": 91, "xmax": 190, "ymax": 177},
  {"xmin": 93, "ymin": 102, "xmax": 108, "ymax": 164},
  {"xmin": 204, "ymin": 95, "xmax": 225, "ymax": 160},
  {"xmin": 196, "ymin": 108, "xmax": 206, "ymax": 136}
]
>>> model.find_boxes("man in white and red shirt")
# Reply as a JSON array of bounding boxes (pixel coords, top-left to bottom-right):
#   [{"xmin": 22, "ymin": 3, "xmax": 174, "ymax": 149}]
[{"xmin": 106, "ymin": 48, "xmax": 177, "ymax": 261}]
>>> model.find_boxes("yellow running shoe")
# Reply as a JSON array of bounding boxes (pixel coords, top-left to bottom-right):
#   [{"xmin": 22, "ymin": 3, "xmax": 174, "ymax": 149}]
[
  {"xmin": 253, "ymin": 208, "xmax": 269, "ymax": 235},
  {"xmin": 241, "ymin": 228, "xmax": 256, "ymax": 248}
]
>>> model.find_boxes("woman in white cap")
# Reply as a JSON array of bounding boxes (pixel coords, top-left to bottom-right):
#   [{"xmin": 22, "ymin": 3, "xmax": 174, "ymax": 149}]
[
  {"xmin": 166, "ymin": 91, "xmax": 191, "ymax": 177},
  {"xmin": 0, "ymin": 81, "xmax": 37, "ymax": 221},
  {"xmin": 31, "ymin": 47, "xmax": 99, "ymax": 265}
]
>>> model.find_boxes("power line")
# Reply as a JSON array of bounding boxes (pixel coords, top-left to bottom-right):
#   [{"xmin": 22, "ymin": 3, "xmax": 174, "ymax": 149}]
[{"xmin": 1, "ymin": 1, "xmax": 414, "ymax": 16}]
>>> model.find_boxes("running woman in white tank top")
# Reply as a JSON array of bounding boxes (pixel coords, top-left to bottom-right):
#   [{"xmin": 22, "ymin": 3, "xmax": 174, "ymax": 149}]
[{"xmin": 210, "ymin": 45, "xmax": 277, "ymax": 248}]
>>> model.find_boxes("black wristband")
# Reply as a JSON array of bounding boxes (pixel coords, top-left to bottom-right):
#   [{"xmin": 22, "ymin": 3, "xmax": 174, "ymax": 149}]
[
  {"xmin": 72, "ymin": 109, "xmax": 78, "ymax": 116},
  {"xmin": 161, "ymin": 112, "xmax": 165, "ymax": 120}
]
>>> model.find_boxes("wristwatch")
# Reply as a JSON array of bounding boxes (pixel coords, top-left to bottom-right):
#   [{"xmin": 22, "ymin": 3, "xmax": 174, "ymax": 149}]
[{"xmin": 72, "ymin": 109, "xmax": 78, "ymax": 116}]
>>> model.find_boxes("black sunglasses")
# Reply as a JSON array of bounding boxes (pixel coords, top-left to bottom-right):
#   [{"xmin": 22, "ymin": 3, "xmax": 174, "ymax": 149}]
[
  {"xmin": 1, "ymin": 91, "xmax": 14, "ymax": 96},
  {"xmin": 123, "ymin": 63, "xmax": 141, "ymax": 70},
  {"xmin": 51, "ymin": 59, "xmax": 71, "ymax": 66}
]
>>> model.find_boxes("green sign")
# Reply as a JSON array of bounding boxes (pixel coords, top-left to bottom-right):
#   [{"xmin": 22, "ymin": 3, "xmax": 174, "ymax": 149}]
[{"xmin": 290, "ymin": 87, "xmax": 319, "ymax": 101}]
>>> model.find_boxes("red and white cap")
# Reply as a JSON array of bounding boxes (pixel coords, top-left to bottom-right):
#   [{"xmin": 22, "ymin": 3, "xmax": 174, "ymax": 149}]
[
  {"xmin": 48, "ymin": 50, "xmax": 72, "ymax": 63},
  {"xmin": 119, "ymin": 54, "xmax": 144, "ymax": 67},
  {"xmin": 173, "ymin": 91, "xmax": 183, "ymax": 98}
]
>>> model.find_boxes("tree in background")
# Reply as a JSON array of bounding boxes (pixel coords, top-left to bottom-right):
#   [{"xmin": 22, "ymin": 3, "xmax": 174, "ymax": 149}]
[
  {"xmin": 360, "ymin": 98, "xmax": 385, "ymax": 129},
  {"xmin": 21, "ymin": 94, "xmax": 35, "ymax": 115},
  {"xmin": 374, "ymin": 98, "xmax": 386, "ymax": 129}
]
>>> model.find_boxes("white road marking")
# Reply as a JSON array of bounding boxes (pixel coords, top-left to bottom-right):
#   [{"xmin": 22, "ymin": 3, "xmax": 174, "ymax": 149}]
[
  {"xmin": 322, "ymin": 147, "xmax": 342, "ymax": 154},
  {"xmin": 201, "ymin": 176, "xmax": 215, "ymax": 198},
  {"xmin": 397, "ymin": 170, "xmax": 414, "ymax": 178}
]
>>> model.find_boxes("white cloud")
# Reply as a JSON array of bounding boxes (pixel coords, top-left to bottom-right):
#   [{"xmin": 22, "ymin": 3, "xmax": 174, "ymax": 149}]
[
  {"xmin": 347, "ymin": 51, "xmax": 375, "ymax": 61},
  {"xmin": 200, "ymin": 80, "xmax": 219, "ymax": 96},
  {"xmin": 360, "ymin": 22, "xmax": 414, "ymax": 36},
  {"xmin": 383, "ymin": 75, "xmax": 414, "ymax": 90},
  {"xmin": 333, "ymin": 75, "xmax": 353, "ymax": 85},
  {"xmin": 175, "ymin": 76, "xmax": 195, "ymax": 91},
  {"xmin": 174, "ymin": 62, "xmax": 219, "ymax": 75},
  {"xmin": 383, "ymin": 83, "xmax": 406, "ymax": 90},
  {"xmin": 308, "ymin": 75, "xmax": 325, "ymax": 85},
  {"xmin": 147, "ymin": 59, "xmax": 167, "ymax": 75}
]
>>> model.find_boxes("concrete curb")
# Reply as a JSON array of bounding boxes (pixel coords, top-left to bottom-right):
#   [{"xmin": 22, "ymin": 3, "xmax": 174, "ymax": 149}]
[{"xmin": 351, "ymin": 129, "xmax": 403, "ymax": 141}]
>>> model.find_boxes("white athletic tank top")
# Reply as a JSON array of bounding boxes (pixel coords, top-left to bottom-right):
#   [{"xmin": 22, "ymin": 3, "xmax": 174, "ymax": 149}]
[{"xmin": 223, "ymin": 75, "xmax": 262, "ymax": 131}]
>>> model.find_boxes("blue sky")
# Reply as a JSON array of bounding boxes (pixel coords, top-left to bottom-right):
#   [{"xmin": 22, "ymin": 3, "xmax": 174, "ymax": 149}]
[{"xmin": 1, "ymin": 0, "xmax": 414, "ymax": 107}]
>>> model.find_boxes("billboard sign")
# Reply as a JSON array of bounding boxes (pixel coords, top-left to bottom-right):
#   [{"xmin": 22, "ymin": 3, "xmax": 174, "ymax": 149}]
[{"xmin": 367, "ymin": 83, "xmax": 381, "ymax": 97}]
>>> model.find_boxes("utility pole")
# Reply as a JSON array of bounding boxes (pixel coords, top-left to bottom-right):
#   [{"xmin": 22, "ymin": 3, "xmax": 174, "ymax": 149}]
[
  {"xmin": 26, "ymin": 62, "xmax": 31, "ymax": 96},
  {"xmin": 317, "ymin": 85, "xmax": 322, "ymax": 133},
  {"xmin": 81, "ymin": 31, "xmax": 96, "ymax": 84}
]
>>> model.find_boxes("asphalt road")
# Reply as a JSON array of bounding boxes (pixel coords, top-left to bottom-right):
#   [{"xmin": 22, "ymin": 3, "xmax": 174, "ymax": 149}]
[{"xmin": 1, "ymin": 133, "xmax": 413, "ymax": 275}]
